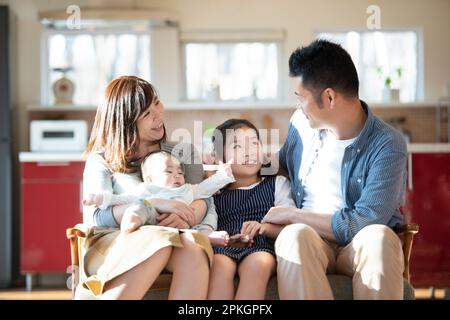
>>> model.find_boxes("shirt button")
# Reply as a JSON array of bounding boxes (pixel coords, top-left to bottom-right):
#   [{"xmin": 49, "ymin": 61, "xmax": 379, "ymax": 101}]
[
  {"xmin": 357, "ymin": 178, "xmax": 362, "ymax": 183},
  {"xmin": 297, "ymin": 192, "xmax": 300, "ymax": 196},
  {"xmin": 357, "ymin": 149, "xmax": 361, "ymax": 153}
]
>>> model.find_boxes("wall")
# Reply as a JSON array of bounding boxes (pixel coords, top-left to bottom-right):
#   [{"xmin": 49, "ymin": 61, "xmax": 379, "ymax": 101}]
[
  {"xmin": 2, "ymin": 0, "xmax": 449, "ymax": 151},
  {"xmin": 2, "ymin": 0, "xmax": 448, "ymax": 286}
]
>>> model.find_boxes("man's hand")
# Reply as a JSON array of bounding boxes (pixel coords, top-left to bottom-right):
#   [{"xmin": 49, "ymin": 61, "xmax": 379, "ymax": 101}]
[{"xmin": 262, "ymin": 206, "xmax": 298, "ymax": 225}]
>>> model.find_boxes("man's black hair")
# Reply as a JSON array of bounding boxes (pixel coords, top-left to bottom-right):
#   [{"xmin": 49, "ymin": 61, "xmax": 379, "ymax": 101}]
[{"xmin": 289, "ymin": 39, "xmax": 359, "ymax": 105}]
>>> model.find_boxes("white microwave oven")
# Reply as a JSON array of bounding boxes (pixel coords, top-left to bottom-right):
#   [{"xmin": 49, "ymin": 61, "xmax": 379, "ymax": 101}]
[{"xmin": 30, "ymin": 120, "xmax": 88, "ymax": 152}]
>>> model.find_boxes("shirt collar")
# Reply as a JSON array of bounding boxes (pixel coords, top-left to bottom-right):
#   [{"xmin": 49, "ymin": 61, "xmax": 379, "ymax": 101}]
[
  {"xmin": 350, "ymin": 100, "xmax": 374, "ymax": 151},
  {"xmin": 317, "ymin": 100, "xmax": 374, "ymax": 152}
]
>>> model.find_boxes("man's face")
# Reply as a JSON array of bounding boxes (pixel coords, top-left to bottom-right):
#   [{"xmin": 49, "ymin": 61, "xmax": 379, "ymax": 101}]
[{"xmin": 292, "ymin": 76, "xmax": 327, "ymax": 129}]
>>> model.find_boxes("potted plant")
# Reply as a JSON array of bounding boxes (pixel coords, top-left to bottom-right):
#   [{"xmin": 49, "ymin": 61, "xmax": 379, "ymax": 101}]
[{"xmin": 377, "ymin": 67, "xmax": 402, "ymax": 103}]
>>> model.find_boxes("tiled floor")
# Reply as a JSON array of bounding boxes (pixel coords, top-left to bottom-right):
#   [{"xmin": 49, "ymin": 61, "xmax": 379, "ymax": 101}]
[{"xmin": 0, "ymin": 288, "xmax": 447, "ymax": 300}]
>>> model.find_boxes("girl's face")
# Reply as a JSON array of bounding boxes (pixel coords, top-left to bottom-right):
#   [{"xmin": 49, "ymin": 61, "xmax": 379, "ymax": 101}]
[
  {"xmin": 137, "ymin": 99, "xmax": 165, "ymax": 143},
  {"xmin": 223, "ymin": 126, "xmax": 263, "ymax": 178}
]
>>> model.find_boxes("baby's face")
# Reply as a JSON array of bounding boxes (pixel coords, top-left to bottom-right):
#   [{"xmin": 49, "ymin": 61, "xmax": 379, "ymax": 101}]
[{"xmin": 144, "ymin": 156, "xmax": 186, "ymax": 188}]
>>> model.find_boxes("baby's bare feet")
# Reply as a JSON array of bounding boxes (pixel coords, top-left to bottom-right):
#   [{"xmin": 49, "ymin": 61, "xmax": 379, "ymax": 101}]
[
  {"xmin": 121, "ymin": 212, "xmax": 143, "ymax": 235},
  {"xmin": 83, "ymin": 194, "xmax": 104, "ymax": 206},
  {"xmin": 208, "ymin": 231, "xmax": 230, "ymax": 246},
  {"xmin": 228, "ymin": 234, "xmax": 253, "ymax": 248}
]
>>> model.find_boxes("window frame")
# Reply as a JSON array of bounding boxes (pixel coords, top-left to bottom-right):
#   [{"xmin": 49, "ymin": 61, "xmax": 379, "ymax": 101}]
[
  {"xmin": 40, "ymin": 28, "xmax": 153, "ymax": 106},
  {"xmin": 314, "ymin": 27, "xmax": 424, "ymax": 103},
  {"xmin": 180, "ymin": 31, "xmax": 284, "ymax": 102}
]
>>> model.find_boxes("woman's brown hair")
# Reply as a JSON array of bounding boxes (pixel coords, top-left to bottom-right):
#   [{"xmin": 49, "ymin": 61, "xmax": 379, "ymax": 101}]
[{"xmin": 85, "ymin": 76, "xmax": 165, "ymax": 173}]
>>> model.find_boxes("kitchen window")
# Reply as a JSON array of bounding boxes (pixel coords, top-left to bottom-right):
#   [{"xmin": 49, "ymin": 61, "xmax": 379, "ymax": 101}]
[
  {"xmin": 42, "ymin": 30, "xmax": 151, "ymax": 106},
  {"xmin": 317, "ymin": 30, "xmax": 422, "ymax": 103},
  {"xmin": 181, "ymin": 31, "xmax": 283, "ymax": 102}
]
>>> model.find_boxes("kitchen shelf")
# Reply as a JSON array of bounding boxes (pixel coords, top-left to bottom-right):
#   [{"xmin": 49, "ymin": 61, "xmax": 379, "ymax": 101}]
[{"xmin": 28, "ymin": 101, "xmax": 438, "ymax": 112}]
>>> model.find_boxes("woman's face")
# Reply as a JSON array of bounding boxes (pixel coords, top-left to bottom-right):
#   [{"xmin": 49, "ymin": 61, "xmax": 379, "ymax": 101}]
[
  {"xmin": 137, "ymin": 99, "xmax": 165, "ymax": 143},
  {"xmin": 223, "ymin": 126, "xmax": 263, "ymax": 178}
]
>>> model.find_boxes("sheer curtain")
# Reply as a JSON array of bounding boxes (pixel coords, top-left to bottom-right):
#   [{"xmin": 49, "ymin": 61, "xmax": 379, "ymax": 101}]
[
  {"xmin": 184, "ymin": 42, "xmax": 279, "ymax": 101},
  {"xmin": 48, "ymin": 32, "xmax": 151, "ymax": 106},
  {"xmin": 317, "ymin": 31, "xmax": 418, "ymax": 103}
]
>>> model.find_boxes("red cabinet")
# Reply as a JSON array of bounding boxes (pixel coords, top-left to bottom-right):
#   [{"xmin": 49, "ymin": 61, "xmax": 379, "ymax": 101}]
[
  {"xmin": 21, "ymin": 161, "xmax": 84, "ymax": 274},
  {"xmin": 404, "ymin": 152, "xmax": 450, "ymax": 288}
]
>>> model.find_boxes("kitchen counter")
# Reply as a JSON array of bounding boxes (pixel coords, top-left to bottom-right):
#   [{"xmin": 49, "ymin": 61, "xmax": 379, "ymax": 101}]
[
  {"xmin": 407, "ymin": 143, "xmax": 450, "ymax": 153},
  {"xmin": 19, "ymin": 143, "xmax": 450, "ymax": 163},
  {"xmin": 19, "ymin": 152, "xmax": 85, "ymax": 162}
]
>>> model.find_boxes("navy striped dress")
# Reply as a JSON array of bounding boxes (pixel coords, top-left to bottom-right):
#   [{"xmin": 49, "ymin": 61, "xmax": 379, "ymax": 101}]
[{"xmin": 213, "ymin": 176, "xmax": 276, "ymax": 262}]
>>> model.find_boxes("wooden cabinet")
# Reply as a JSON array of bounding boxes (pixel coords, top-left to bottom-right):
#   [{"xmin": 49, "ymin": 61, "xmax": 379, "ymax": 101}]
[
  {"xmin": 20, "ymin": 161, "xmax": 84, "ymax": 277},
  {"xmin": 404, "ymin": 152, "xmax": 450, "ymax": 288}
]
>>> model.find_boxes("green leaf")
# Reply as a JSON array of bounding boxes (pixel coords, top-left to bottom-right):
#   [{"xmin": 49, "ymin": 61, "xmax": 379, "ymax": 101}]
[{"xmin": 385, "ymin": 77, "xmax": 392, "ymax": 87}]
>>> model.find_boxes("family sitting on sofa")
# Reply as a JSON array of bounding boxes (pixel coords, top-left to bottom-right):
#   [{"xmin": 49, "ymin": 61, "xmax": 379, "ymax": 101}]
[{"xmin": 80, "ymin": 39, "xmax": 407, "ymax": 300}]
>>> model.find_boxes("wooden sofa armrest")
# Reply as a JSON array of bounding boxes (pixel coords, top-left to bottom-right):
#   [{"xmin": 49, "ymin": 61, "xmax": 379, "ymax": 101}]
[
  {"xmin": 394, "ymin": 223, "xmax": 419, "ymax": 235},
  {"xmin": 66, "ymin": 224, "xmax": 89, "ymax": 299},
  {"xmin": 393, "ymin": 223, "xmax": 419, "ymax": 281}
]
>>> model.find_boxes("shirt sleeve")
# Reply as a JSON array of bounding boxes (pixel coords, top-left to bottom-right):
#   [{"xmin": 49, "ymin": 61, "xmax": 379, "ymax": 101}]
[
  {"xmin": 278, "ymin": 120, "xmax": 296, "ymax": 174},
  {"xmin": 92, "ymin": 207, "xmax": 119, "ymax": 228},
  {"xmin": 274, "ymin": 175, "xmax": 297, "ymax": 207},
  {"xmin": 99, "ymin": 183, "xmax": 147, "ymax": 209},
  {"xmin": 331, "ymin": 139, "xmax": 407, "ymax": 246},
  {"xmin": 191, "ymin": 168, "xmax": 235, "ymax": 199},
  {"xmin": 82, "ymin": 153, "xmax": 115, "ymax": 226},
  {"xmin": 192, "ymin": 197, "xmax": 218, "ymax": 230}
]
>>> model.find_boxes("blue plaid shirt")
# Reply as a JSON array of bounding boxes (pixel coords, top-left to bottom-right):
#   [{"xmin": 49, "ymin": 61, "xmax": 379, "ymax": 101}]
[{"xmin": 278, "ymin": 101, "xmax": 406, "ymax": 246}]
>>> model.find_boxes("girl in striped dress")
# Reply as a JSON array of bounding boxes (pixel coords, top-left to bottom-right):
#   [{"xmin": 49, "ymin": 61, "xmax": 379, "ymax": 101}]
[{"xmin": 207, "ymin": 119, "xmax": 296, "ymax": 300}]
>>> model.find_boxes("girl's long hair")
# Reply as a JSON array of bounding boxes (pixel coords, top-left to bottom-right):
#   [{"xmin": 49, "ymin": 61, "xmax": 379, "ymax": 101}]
[{"xmin": 84, "ymin": 76, "xmax": 166, "ymax": 173}]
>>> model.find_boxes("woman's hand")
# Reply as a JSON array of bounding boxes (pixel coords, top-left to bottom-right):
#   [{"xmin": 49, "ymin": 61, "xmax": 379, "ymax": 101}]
[
  {"xmin": 240, "ymin": 220, "xmax": 262, "ymax": 240},
  {"xmin": 149, "ymin": 198, "xmax": 196, "ymax": 226},
  {"xmin": 156, "ymin": 213, "xmax": 190, "ymax": 229}
]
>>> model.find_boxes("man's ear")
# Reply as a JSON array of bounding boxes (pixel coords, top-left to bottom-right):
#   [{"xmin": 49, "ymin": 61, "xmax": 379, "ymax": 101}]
[{"xmin": 324, "ymin": 88, "xmax": 337, "ymax": 109}]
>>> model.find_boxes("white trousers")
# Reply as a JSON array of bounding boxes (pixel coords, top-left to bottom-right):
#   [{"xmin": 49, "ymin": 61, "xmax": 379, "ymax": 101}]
[{"xmin": 275, "ymin": 224, "xmax": 404, "ymax": 299}]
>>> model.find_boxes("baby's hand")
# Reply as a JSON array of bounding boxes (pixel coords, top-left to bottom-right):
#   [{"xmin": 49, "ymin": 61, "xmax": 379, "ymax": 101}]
[
  {"xmin": 218, "ymin": 158, "xmax": 234, "ymax": 178},
  {"xmin": 83, "ymin": 194, "xmax": 104, "ymax": 207},
  {"xmin": 120, "ymin": 211, "xmax": 143, "ymax": 235}
]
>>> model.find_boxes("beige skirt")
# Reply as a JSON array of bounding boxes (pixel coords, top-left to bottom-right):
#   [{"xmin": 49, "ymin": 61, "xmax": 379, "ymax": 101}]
[{"xmin": 79, "ymin": 225, "xmax": 213, "ymax": 297}]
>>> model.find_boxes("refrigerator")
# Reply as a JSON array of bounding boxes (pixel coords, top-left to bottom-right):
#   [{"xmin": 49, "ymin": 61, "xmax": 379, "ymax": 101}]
[{"xmin": 0, "ymin": 5, "xmax": 12, "ymax": 288}]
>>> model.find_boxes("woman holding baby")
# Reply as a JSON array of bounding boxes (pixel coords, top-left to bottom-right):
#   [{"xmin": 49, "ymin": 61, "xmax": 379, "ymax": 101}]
[{"xmin": 81, "ymin": 76, "xmax": 214, "ymax": 299}]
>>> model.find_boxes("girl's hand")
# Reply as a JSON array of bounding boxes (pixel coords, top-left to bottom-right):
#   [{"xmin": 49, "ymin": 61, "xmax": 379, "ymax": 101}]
[
  {"xmin": 150, "ymin": 198, "xmax": 196, "ymax": 226},
  {"xmin": 218, "ymin": 158, "xmax": 234, "ymax": 178},
  {"xmin": 157, "ymin": 213, "xmax": 190, "ymax": 229},
  {"xmin": 240, "ymin": 221, "xmax": 262, "ymax": 240},
  {"xmin": 258, "ymin": 223, "xmax": 268, "ymax": 236}
]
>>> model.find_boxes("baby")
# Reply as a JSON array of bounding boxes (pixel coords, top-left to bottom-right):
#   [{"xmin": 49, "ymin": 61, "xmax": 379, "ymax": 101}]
[{"xmin": 84, "ymin": 150, "xmax": 237, "ymax": 246}]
